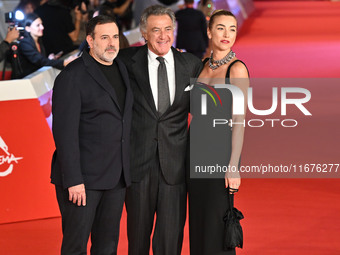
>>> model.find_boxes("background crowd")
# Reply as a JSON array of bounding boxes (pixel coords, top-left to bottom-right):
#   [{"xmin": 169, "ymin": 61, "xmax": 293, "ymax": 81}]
[{"xmin": 0, "ymin": 0, "xmax": 215, "ymax": 80}]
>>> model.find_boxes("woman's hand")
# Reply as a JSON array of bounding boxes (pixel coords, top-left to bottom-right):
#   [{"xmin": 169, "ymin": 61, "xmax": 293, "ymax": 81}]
[
  {"xmin": 48, "ymin": 53, "xmax": 55, "ymax": 60},
  {"xmin": 225, "ymin": 167, "xmax": 241, "ymax": 194},
  {"xmin": 63, "ymin": 55, "xmax": 78, "ymax": 66}
]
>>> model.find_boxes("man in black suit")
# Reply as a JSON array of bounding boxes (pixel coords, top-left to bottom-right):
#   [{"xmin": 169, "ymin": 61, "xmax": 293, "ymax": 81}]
[
  {"xmin": 175, "ymin": 0, "xmax": 208, "ymax": 59},
  {"xmin": 51, "ymin": 15, "xmax": 133, "ymax": 254},
  {"xmin": 119, "ymin": 5, "xmax": 202, "ymax": 255}
]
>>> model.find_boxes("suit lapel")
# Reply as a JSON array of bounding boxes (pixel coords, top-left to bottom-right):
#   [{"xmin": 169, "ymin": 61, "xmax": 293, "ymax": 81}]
[
  {"xmin": 116, "ymin": 57, "xmax": 133, "ymax": 116},
  {"xmin": 170, "ymin": 47, "xmax": 189, "ymax": 111},
  {"xmin": 131, "ymin": 45, "xmax": 158, "ymax": 116},
  {"xmin": 82, "ymin": 51, "xmax": 122, "ymax": 112}
]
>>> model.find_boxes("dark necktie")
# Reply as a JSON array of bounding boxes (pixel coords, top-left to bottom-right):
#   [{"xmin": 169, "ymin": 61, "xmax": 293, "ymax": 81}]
[{"xmin": 156, "ymin": 57, "xmax": 170, "ymax": 115}]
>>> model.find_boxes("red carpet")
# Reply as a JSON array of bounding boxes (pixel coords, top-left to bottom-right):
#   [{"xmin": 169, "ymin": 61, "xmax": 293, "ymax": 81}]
[
  {"xmin": 1, "ymin": 1, "xmax": 340, "ymax": 254},
  {"xmin": 234, "ymin": 1, "xmax": 340, "ymax": 78}
]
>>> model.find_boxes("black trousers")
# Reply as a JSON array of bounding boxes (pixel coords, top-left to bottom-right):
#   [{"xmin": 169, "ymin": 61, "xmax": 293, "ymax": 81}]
[
  {"xmin": 55, "ymin": 181, "xmax": 125, "ymax": 255},
  {"xmin": 125, "ymin": 163, "xmax": 186, "ymax": 255}
]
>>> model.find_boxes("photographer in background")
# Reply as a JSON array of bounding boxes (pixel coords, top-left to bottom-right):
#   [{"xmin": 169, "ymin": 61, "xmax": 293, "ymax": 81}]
[
  {"xmin": 102, "ymin": 0, "xmax": 132, "ymax": 16},
  {"xmin": 0, "ymin": 26, "xmax": 20, "ymax": 62},
  {"xmin": 35, "ymin": 0, "xmax": 88, "ymax": 55},
  {"xmin": 102, "ymin": 0, "xmax": 132, "ymax": 30}
]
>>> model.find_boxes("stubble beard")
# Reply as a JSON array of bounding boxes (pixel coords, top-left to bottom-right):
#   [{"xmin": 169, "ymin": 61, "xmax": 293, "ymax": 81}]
[{"xmin": 93, "ymin": 44, "xmax": 119, "ymax": 64}]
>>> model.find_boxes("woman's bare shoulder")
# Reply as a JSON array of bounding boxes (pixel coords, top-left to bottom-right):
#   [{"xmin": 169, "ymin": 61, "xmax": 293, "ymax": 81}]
[{"xmin": 229, "ymin": 60, "xmax": 249, "ymax": 78}]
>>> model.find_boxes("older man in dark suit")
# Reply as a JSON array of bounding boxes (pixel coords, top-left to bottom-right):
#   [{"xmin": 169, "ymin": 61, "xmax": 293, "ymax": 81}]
[
  {"xmin": 119, "ymin": 5, "xmax": 202, "ymax": 255},
  {"xmin": 51, "ymin": 15, "xmax": 133, "ymax": 254}
]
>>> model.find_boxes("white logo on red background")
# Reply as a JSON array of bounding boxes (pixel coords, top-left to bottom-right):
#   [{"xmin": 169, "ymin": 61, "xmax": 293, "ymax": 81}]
[{"xmin": 0, "ymin": 136, "xmax": 23, "ymax": 177}]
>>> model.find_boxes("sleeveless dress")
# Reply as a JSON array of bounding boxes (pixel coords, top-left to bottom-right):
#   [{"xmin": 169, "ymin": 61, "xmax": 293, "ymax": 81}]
[{"xmin": 188, "ymin": 60, "xmax": 248, "ymax": 255}]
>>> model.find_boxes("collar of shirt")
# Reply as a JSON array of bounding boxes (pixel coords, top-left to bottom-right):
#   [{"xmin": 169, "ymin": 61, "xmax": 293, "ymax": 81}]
[{"xmin": 147, "ymin": 48, "xmax": 174, "ymax": 67}]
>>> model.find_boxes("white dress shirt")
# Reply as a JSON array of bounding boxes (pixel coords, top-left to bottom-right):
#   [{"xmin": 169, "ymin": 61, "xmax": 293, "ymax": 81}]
[{"xmin": 147, "ymin": 49, "xmax": 176, "ymax": 111}]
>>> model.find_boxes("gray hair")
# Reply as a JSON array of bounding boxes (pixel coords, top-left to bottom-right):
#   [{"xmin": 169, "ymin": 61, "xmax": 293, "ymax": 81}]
[{"xmin": 139, "ymin": 5, "xmax": 176, "ymax": 33}]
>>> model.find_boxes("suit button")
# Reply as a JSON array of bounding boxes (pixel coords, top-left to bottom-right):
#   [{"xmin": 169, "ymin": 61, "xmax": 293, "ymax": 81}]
[
  {"xmin": 122, "ymin": 139, "xmax": 125, "ymax": 143},
  {"xmin": 154, "ymin": 138, "xmax": 158, "ymax": 141}
]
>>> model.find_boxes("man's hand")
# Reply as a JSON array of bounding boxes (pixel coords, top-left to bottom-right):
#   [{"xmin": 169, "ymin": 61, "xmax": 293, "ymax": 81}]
[
  {"xmin": 68, "ymin": 184, "xmax": 86, "ymax": 206},
  {"xmin": 4, "ymin": 26, "xmax": 19, "ymax": 44}
]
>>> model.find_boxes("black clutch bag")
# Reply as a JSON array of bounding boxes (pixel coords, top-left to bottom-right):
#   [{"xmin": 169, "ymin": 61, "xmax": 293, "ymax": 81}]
[{"xmin": 223, "ymin": 188, "xmax": 244, "ymax": 250}]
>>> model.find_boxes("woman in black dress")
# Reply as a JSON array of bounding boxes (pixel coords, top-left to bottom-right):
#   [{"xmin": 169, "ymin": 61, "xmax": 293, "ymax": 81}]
[{"xmin": 188, "ymin": 10, "xmax": 249, "ymax": 255}]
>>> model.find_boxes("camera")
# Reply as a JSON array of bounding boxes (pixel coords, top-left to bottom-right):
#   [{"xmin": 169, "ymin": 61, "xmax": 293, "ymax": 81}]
[
  {"xmin": 5, "ymin": 11, "xmax": 25, "ymax": 36},
  {"xmin": 72, "ymin": 0, "xmax": 89, "ymax": 15}
]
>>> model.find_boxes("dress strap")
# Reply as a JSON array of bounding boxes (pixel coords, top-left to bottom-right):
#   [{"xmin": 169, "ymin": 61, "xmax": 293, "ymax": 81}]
[
  {"xmin": 202, "ymin": 57, "xmax": 209, "ymax": 66},
  {"xmin": 226, "ymin": 60, "xmax": 250, "ymax": 78}
]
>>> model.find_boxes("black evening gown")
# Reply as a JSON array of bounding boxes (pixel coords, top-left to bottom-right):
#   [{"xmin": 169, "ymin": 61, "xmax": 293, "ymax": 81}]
[{"xmin": 188, "ymin": 60, "xmax": 248, "ymax": 255}]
